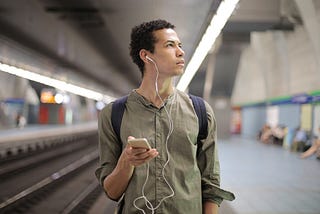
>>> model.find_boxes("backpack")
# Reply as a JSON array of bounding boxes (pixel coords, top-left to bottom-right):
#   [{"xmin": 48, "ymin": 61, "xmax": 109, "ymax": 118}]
[{"xmin": 111, "ymin": 94, "xmax": 208, "ymax": 145}]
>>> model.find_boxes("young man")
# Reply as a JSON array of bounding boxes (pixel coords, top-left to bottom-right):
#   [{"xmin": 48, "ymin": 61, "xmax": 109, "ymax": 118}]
[{"xmin": 95, "ymin": 19, "xmax": 234, "ymax": 214}]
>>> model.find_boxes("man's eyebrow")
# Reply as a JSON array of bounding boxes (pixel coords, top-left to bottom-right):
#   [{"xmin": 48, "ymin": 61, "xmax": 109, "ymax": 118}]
[{"xmin": 166, "ymin": 40, "xmax": 182, "ymax": 45}]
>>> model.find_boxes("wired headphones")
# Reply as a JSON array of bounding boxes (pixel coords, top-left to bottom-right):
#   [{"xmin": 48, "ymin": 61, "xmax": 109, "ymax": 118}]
[
  {"xmin": 133, "ymin": 54, "xmax": 175, "ymax": 214},
  {"xmin": 146, "ymin": 55, "xmax": 155, "ymax": 63},
  {"xmin": 146, "ymin": 55, "xmax": 154, "ymax": 62}
]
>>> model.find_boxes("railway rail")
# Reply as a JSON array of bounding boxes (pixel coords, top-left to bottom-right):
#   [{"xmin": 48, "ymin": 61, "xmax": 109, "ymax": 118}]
[{"xmin": 0, "ymin": 130, "xmax": 102, "ymax": 214}]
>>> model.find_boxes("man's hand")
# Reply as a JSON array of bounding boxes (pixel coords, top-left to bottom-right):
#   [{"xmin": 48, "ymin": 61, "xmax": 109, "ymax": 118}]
[
  {"xmin": 203, "ymin": 201, "xmax": 218, "ymax": 214},
  {"xmin": 125, "ymin": 136, "xmax": 158, "ymax": 166},
  {"xmin": 103, "ymin": 136, "xmax": 158, "ymax": 200}
]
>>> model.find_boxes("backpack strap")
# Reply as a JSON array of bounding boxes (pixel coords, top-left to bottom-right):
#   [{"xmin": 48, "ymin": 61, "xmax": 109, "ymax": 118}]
[
  {"xmin": 189, "ymin": 94, "xmax": 208, "ymax": 143},
  {"xmin": 111, "ymin": 95, "xmax": 128, "ymax": 143},
  {"xmin": 111, "ymin": 94, "xmax": 208, "ymax": 145}
]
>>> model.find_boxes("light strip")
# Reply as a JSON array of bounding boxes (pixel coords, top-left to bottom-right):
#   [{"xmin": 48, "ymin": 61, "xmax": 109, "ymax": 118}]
[
  {"xmin": 0, "ymin": 62, "xmax": 115, "ymax": 102},
  {"xmin": 176, "ymin": 0, "xmax": 239, "ymax": 91}
]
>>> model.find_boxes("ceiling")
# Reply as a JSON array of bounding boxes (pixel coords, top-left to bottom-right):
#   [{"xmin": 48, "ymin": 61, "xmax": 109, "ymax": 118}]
[{"xmin": 0, "ymin": 0, "xmax": 299, "ymax": 99}]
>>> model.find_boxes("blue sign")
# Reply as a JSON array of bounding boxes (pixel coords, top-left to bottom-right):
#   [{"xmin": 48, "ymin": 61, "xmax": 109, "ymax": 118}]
[
  {"xmin": 291, "ymin": 94, "xmax": 312, "ymax": 104},
  {"xmin": 312, "ymin": 95, "xmax": 320, "ymax": 102}
]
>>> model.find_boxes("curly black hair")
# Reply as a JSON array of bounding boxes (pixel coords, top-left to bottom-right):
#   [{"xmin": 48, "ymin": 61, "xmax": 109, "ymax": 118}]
[{"xmin": 129, "ymin": 19, "xmax": 175, "ymax": 75}]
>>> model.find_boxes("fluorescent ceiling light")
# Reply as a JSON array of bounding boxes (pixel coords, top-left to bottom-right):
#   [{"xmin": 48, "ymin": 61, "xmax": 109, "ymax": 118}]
[
  {"xmin": 176, "ymin": 0, "xmax": 239, "ymax": 91},
  {"xmin": 0, "ymin": 62, "xmax": 115, "ymax": 102}
]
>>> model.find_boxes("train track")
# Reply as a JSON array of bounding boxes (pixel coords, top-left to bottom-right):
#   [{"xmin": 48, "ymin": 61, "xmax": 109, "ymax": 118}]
[{"xmin": 0, "ymin": 134, "xmax": 103, "ymax": 214}]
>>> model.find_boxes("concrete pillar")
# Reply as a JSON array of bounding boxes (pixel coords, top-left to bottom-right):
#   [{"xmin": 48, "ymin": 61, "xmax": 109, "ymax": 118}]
[
  {"xmin": 210, "ymin": 96, "xmax": 231, "ymax": 139},
  {"xmin": 273, "ymin": 31, "xmax": 291, "ymax": 94},
  {"xmin": 251, "ymin": 33, "xmax": 270, "ymax": 100},
  {"xmin": 294, "ymin": 0, "xmax": 320, "ymax": 71}
]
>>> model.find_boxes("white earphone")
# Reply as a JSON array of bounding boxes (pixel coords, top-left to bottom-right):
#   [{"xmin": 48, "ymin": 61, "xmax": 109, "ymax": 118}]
[{"xmin": 146, "ymin": 55, "xmax": 155, "ymax": 63}]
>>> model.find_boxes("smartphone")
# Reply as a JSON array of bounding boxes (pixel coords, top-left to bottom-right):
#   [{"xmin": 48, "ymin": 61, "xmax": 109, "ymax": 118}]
[{"xmin": 128, "ymin": 138, "xmax": 151, "ymax": 149}]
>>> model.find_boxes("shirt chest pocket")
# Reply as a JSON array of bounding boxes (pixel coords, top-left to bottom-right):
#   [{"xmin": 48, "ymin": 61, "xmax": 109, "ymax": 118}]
[{"xmin": 173, "ymin": 113, "xmax": 199, "ymax": 146}]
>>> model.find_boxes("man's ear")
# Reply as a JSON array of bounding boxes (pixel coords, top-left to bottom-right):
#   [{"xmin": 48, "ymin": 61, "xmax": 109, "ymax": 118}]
[{"xmin": 139, "ymin": 49, "xmax": 150, "ymax": 64}]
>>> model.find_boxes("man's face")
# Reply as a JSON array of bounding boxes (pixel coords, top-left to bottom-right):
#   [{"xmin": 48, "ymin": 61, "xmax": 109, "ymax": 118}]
[{"xmin": 151, "ymin": 28, "xmax": 185, "ymax": 77}]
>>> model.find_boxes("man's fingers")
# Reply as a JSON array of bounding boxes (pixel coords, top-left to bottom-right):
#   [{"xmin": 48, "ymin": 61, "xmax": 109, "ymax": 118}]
[{"xmin": 130, "ymin": 149, "xmax": 158, "ymax": 166}]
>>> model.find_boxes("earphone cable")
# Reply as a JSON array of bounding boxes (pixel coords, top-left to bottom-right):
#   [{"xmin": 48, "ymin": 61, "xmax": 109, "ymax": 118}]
[{"xmin": 133, "ymin": 59, "xmax": 175, "ymax": 213}]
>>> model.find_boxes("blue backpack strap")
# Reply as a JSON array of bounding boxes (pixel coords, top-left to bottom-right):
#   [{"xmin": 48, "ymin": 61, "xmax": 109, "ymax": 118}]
[
  {"xmin": 111, "ymin": 95, "xmax": 128, "ymax": 143},
  {"xmin": 189, "ymin": 94, "xmax": 208, "ymax": 143}
]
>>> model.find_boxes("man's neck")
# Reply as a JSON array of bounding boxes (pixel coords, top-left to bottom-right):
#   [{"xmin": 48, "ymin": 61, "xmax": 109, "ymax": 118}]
[{"xmin": 136, "ymin": 78, "xmax": 174, "ymax": 108}]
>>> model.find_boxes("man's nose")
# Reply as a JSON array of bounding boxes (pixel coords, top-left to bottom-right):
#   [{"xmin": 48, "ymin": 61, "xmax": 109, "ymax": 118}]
[{"xmin": 177, "ymin": 47, "xmax": 185, "ymax": 57}]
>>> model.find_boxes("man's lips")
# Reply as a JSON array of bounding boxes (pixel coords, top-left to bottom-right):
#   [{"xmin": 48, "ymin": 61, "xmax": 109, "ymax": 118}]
[{"xmin": 177, "ymin": 60, "xmax": 185, "ymax": 66}]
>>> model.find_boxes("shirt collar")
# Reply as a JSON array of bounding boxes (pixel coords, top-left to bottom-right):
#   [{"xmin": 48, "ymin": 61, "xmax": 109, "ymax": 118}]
[{"xmin": 131, "ymin": 88, "xmax": 176, "ymax": 108}]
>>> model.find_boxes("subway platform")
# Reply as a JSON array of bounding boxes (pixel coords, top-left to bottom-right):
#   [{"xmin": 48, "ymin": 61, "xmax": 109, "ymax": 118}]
[
  {"xmin": 0, "ymin": 122, "xmax": 97, "ymax": 158},
  {"xmin": 90, "ymin": 136, "xmax": 320, "ymax": 214},
  {"xmin": 218, "ymin": 136, "xmax": 320, "ymax": 214}
]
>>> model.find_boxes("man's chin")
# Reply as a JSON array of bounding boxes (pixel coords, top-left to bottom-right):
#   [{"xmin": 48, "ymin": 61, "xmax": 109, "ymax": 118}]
[{"xmin": 176, "ymin": 69, "xmax": 185, "ymax": 75}]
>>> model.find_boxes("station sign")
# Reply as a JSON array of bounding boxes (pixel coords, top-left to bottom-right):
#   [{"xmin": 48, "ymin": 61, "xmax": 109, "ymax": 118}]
[
  {"xmin": 312, "ymin": 95, "xmax": 320, "ymax": 102},
  {"xmin": 291, "ymin": 94, "xmax": 312, "ymax": 104}
]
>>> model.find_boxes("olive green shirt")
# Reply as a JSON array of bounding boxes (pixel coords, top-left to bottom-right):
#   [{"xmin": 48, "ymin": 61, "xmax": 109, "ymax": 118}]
[{"xmin": 95, "ymin": 89, "xmax": 234, "ymax": 214}]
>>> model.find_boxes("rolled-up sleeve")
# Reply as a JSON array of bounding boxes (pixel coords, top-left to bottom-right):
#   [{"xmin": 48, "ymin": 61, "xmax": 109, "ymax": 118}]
[
  {"xmin": 197, "ymin": 102, "xmax": 235, "ymax": 206},
  {"xmin": 95, "ymin": 104, "xmax": 122, "ymax": 187}
]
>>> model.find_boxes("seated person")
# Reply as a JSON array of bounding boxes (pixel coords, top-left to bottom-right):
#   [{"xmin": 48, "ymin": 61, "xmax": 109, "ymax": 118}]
[
  {"xmin": 291, "ymin": 127, "xmax": 307, "ymax": 152},
  {"xmin": 259, "ymin": 124, "xmax": 273, "ymax": 144},
  {"xmin": 271, "ymin": 125, "xmax": 286, "ymax": 145},
  {"xmin": 300, "ymin": 126, "xmax": 320, "ymax": 159}
]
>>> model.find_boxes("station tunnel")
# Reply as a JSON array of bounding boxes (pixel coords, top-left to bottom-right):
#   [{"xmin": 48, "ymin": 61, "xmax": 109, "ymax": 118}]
[{"xmin": 0, "ymin": 0, "xmax": 319, "ymax": 213}]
